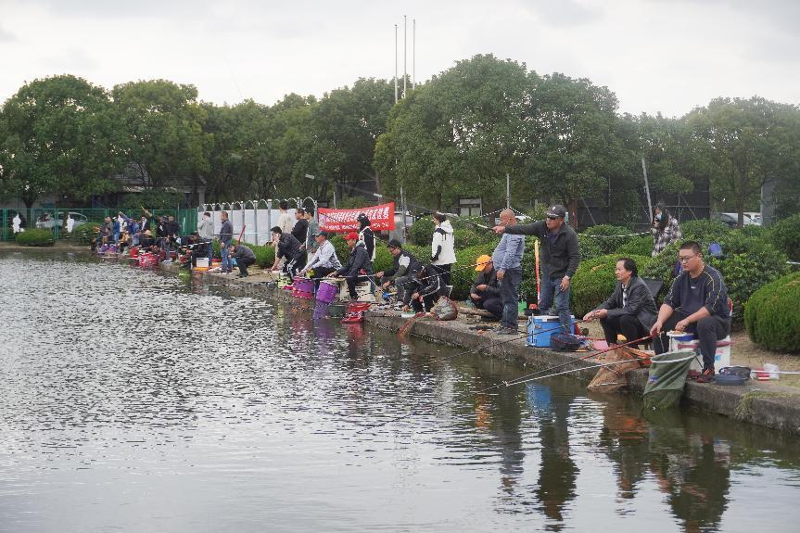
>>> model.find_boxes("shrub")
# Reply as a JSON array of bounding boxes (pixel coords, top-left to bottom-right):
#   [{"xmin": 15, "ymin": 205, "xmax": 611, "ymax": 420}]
[
  {"xmin": 520, "ymin": 237, "xmax": 540, "ymax": 303},
  {"xmin": 770, "ymin": 213, "xmax": 800, "ymax": 262},
  {"xmin": 745, "ymin": 271, "xmax": 800, "ymax": 353},
  {"xmin": 243, "ymin": 243, "xmax": 274, "ymax": 268},
  {"xmin": 640, "ymin": 243, "xmax": 680, "ymax": 300},
  {"xmin": 680, "ymin": 219, "xmax": 731, "ymax": 244},
  {"xmin": 615, "ymin": 235, "xmax": 653, "ymax": 257},
  {"xmin": 581, "ymin": 224, "xmax": 637, "ymax": 255},
  {"xmin": 72, "ymin": 223, "xmax": 101, "ymax": 245},
  {"xmin": 14, "ymin": 229, "xmax": 55, "ymax": 246},
  {"xmin": 570, "ymin": 254, "xmax": 652, "ymax": 317},
  {"xmin": 578, "ymin": 234, "xmax": 603, "ymax": 261},
  {"xmin": 408, "ymin": 217, "xmax": 435, "ymax": 246}
]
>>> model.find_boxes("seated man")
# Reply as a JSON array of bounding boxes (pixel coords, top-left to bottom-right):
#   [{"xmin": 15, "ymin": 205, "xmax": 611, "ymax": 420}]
[
  {"xmin": 300, "ymin": 231, "xmax": 341, "ymax": 289},
  {"xmin": 230, "ymin": 243, "xmax": 256, "ymax": 278},
  {"xmin": 376, "ymin": 239, "xmax": 422, "ymax": 309},
  {"xmin": 469, "ymin": 254, "xmax": 502, "ymax": 320},
  {"xmin": 408, "ymin": 264, "xmax": 444, "ymax": 314},
  {"xmin": 330, "ymin": 232, "xmax": 370, "ymax": 299},
  {"xmin": 269, "ymin": 226, "xmax": 306, "ymax": 281},
  {"xmin": 650, "ymin": 241, "xmax": 731, "ymax": 383},
  {"xmin": 583, "ymin": 257, "xmax": 657, "ymax": 348}
]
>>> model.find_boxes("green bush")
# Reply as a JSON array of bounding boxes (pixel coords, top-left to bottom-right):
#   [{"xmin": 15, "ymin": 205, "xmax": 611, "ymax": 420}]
[
  {"xmin": 640, "ymin": 243, "xmax": 680, "ymax": 299},
  {"xmin": 581, "ymin": 224, "xmax": 637, "ymax": 255},
  {"xmin": 570, "ymin": 254, "xmax": 652, "ymax": 317},
  {"xmin": 615, "ymin": 235, "xmax": 653, "ymax": 257},
  {"xmin": 680, "ymin": 219, "xmax": 731, "ymax": 243},
  {"xmin": 72, "ymin": 223, "xmax": 101, "ymax": 245},
  {"xmin": 769, "ymin": 214, "xmax": 800, "ymax": 262},
  {"xmin": 408, "ymin": 217, "xmax": 435, "ymax": 246},
  {"xmin": 14, "ymin": 229, "xmax": 55, "ymax": 247},
  {"xmin": 745, "ymin": 271, "xmax": 800, "ymax": 353},
  {"xmin": 241, "ymin": 243, "xmax": 275, "ymax": 268},
  {"xmin": 520, "ymin": 237, "xmax": 540, "ymax": 302},
  {"xmin": 578, "ymin": 234, "xmax": 603, "ymax": 261}
]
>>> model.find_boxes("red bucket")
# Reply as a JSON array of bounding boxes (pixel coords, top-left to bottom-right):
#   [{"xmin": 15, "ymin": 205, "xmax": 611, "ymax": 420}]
[{"xmin": 130, "ymin": 247, "xmax": 139, "ymax": 258}]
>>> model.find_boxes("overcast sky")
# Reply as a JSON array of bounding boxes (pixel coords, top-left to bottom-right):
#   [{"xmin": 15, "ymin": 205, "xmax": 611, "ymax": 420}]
[{"xmin": 1, "ymin": 0, "xmax": 798, "ymax": 117}]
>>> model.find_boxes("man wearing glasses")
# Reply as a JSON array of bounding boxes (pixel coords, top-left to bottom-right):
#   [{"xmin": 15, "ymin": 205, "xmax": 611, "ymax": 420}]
[
  {"xmin": 494, "ymin": 205, "xmax": 580, "ymax": 334},
  {"xmin": 650, "ymin": 241, "xmax": 731, "ymax": 383}
]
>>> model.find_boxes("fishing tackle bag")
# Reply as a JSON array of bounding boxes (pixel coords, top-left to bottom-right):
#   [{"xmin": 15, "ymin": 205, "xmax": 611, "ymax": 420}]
[
  {"xmin": 551, "ymin": 333, "xmax": 581, "ymax": 352},
  {"xmin": 433, "ymin": 297, "xmax": 458, "ymax": 321}
]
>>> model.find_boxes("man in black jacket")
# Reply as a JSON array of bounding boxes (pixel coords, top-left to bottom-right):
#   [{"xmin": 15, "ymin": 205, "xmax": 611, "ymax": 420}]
[
  {"xmin": 270, "ymin": 226, "xmax": 306, "ymax": 281},
  {"xmin": 494, "ymin": 204, "xmax": 580, "ymax": 333},
  {"xmin": 376, "ymin": 239, "xmax": 422, "ymax": 308},
  {"xmin": 219, "ymin": 211, "xmax": 234, "ymax": 273},
  {"xmin": 330, "ymin": 232, "xmax": 370, "ymax": 299},
  {"xmin": 583, "ymin": 258, "xmax": 657, "ymax": 348},
  {"xmin": 470, "ymin": 254, "xmax": 502, "ymax": 320},
  {"xmin": 230, "ymin": 243, "xmax": 256, "ymax": 278},
  {"xmin": 409, "ymin": 264, "xmax": 444, "ymax": 313},
  {"xmin": 291, "ymin": 208, "xmax": 308, "ymax": 245}
]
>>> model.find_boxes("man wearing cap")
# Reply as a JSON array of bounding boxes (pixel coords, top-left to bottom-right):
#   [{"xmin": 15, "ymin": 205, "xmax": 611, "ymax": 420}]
[
  {"xmin": 494, "ymin": 204, "xmax": 580, "ymax": 334},
  {"xmin": 470, "ymin": 255, "xmax": 502, "ymax": 320},
  {"xmin": 301, "ymin": 231, "xmax": 342, "ymax": 289},
  {"xmin": 376, "ymin": 239, "xmax": 422, "ymax": 309},
  {"xmin": 330, "ymin": 232, "xmax": 370, "ymax": 300}
]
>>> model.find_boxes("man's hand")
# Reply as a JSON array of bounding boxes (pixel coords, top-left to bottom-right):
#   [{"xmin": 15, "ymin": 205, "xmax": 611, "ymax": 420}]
[
  {"xmin": 497, "ymin": 269, "xmax": 505, "ymax": 281},
  {"xmin": 560, "ymin": 277, "xmax": 571, "ymax": 292},
  {"xmin": 411, "ymin": 292, "xmax": 419, "ymax": 301},
  {"xmin": 470, "ymin": 293, "xmax": 481, "ymax": 301},
  {"xmin": 583, "ymin": 311, "xmax": 595, "ymax": 321},
  {"xmin": 650, "ymin": 321, "xmax": 663, "ymax": 337},
  {"xmin": 375, "ymin": 271, "xmax": 384, "ymax": 278},
  {"xmin": 476, "ymin": 283, "xmax": 487, "ymax": 291},
  {"xmin": 675, "ymin": 319, "xmax": 689, "ymax": 332},
  {"xmin": 382, "ymin": 281, "xmax": 390, "ymax": 290},
  {"xmin": 492, "ymin": 225, "xmax": 506, "ymax": 234}
]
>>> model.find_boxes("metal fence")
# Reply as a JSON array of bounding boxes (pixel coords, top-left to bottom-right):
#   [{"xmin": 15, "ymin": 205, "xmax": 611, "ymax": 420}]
[{"xmin": 0, "ymin": 208, "xmax": 198, "ymax": 242}]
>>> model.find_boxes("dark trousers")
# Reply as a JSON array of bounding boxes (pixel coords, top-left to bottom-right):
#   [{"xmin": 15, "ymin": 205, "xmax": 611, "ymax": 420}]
[
  {"xmin": 237, "ymin": 257, "xmax": 255, "ymax": 276},
  {"xmin": 411, "ymin": 293, "xmax": 438, "ymax": 313},
  {"xmin": 311, "ymin": 267, "xmax": 336, "ymax": 290},
  {"xmin": 432, "ymin": 264, "xmax": 452, "ymax": 286},
  {"xmin": 500, "ymin": 268, "xmax": 522, "ymax": 329},
  {"xmin": 284, "ymin": 254, "xmax": 307, "ymax": 282},
  {"xmin": 600, "ymin": 314, "xmax": 648, "ymax": 347},
  {"xmin": 476, "ymin": 296, "xmax": 503, "ymax": 319},
  {"xmin": 345, "ymin": 274, "xmax": 368, "ymax": 299},
  {"xmin": 654, "ymin": 309, "xmax": 730, "ymax": 370}
]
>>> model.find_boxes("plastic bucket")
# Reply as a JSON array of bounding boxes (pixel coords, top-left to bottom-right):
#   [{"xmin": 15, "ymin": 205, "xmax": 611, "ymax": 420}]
[
  {"xmin": 130, "ymin": 247, "xmax": 140, "ymax": 258},
  {"xmin": 293, "ymin": 277, "xmax": 314, "ymax": 295},
  {"xmin": 317, "ymin": 280, "xmax": 339, "ymax": 304},
  {"xmin": 527, "ymin": 315, "xmax": 576, "ymax": 347},
  {"xmin": 196, "ymin": 257, "xmax": 209, "ymax": 268}
]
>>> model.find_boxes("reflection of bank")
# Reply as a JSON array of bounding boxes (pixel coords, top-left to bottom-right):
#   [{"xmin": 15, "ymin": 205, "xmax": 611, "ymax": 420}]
[{"xmin": 596, "ymin": 394, "xmax": 650, "ymax": 502}]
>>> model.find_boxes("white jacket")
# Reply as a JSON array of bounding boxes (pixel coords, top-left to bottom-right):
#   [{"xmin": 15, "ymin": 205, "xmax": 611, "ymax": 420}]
[
  {"xmin": 197, "ymin": 215, "xmax": 214, "ymax": 240},
  {"xmin": 431, "ymin": 220, "xmax": 456, "ymax": 265}
]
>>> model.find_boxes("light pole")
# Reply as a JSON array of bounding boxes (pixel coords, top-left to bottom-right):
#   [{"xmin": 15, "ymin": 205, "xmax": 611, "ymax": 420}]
[{"xmin": 305, "ymin": 173, "xmax": 337, "ymax": 209}]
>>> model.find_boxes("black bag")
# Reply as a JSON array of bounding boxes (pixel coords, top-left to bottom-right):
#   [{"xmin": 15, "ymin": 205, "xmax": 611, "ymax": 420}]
[{"xmin": 551, "ymin": 333, "xmax": 581, "ymax": 352}]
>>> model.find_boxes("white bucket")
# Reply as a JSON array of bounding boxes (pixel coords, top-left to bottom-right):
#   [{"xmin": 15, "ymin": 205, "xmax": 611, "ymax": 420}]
[
  {"xmin": 196, "ymin": 257, "xmax": 209, "ymax": 268},
  {"xmin": 670, "ymin": 334, "xmax": 732, "ymax": 372}
]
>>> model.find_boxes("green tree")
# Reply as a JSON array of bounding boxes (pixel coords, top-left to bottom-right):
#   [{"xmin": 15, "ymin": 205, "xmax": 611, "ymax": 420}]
[
  {"xmin": 112, "ymin": 80, "xmax": 212, "ymax": 200},
  {"xmin": 687, "ymin": 97, "xmax": 800, "ymax": 227},
  {"xmin": 0, "ymin": 75, "xmax": 124, "ymax": 211},
  {"xmin": 375, "ymin": 54, "xmax": 532, "ymax": 211},
  {"xmin": 520, "ymin": 73, "xmax": 627, "ymax": 228}
]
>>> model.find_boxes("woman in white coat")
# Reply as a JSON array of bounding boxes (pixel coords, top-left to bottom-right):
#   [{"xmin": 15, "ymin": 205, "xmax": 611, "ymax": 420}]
[{"xmin": 431, "ymin": 212, "xmax": 456, "ymax": 288}]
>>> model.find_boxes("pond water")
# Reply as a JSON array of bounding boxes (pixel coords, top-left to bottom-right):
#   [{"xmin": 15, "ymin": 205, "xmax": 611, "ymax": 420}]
[{"xmin": 1, "ymin": 251, "xmax": 799, "ymax": 533}]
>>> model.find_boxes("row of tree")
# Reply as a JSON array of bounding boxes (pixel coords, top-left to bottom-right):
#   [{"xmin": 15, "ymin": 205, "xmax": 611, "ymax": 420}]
[{"xmin": 1, "ymin": 54, "xmax": 798, "ymax": 227}]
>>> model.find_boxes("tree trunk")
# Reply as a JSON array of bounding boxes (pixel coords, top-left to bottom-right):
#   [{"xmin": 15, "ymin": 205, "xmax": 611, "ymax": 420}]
[{"xmin": 568, "ymin": 198, "xmax": 579, "ymax": 229}]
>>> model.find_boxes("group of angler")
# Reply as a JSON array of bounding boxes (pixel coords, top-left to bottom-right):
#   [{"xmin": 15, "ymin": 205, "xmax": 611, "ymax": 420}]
[{"xmin": 91, "ymin": 208, "xmax": 181, "ymax": 255}]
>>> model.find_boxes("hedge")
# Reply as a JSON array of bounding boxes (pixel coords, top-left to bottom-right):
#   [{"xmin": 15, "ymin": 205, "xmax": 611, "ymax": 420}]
[
  {"xmin": 14, "ymin": 229, "xmax": 55, "ymax": 247},
  {"xmin": 680, "ymin": 219, "xmax": 731, "ymax": 243},
  {"xmin": 580, "ymin": 224, "xmax": 637, "ymax": 255},
  {"xmin": 72, "ymin": 224, "xmax": 101, "ymax": 245},
  {"xmin": 570, "ymin": 254, "xmax": 653, "ymax": 317},
  {"xmin": 451, "ymin": 244, "xmax": 495, "ymax": 300},
  {"xmin": 615, "ymin": 235, "xmax": 653, "ymax": 257},
  {"xmin": 770, "ymin": 214, "xmax": 800, "ymax": 262},
  {"xmin": 745, "ymin": 271, "xmax": 800, "ymax": 353}
]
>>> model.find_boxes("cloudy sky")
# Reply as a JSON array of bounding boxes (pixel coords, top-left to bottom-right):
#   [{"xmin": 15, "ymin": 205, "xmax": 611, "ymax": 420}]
[{"xmin": 0, "ymin": 0, "xmax": 798, "ymax": 117}]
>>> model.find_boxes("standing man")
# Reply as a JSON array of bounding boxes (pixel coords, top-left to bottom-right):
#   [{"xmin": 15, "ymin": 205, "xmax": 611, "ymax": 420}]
[
  {"xmin": 276, "ymin": 200, "xmax": 294, "ymax": 235},
  {"xmin": 650, "ymin": 241, "xmax": 731, "ymax": 383},
  {"xmin": 197, "ymin": 211, "xmax": 214, "ymax": 264},
  {"xmin": 229, "ymin": 243, "xmax": 256, "ymax": 278},
  {"xmin": 291, "ymin": 208, "xmax": 308, "ymax": 246},
  {"xmin": 304, "ymin": 207, "xmax": 319, "ymax": 259},
  {"xmin": 490, "ymin": 209, "xmax": 525, "ymax": 334},
  {"xmin": 583, "ymin": 258, "xmax": 657, "ymax": 348},
  {"xmin": 494, "ymin": 205, "xmax": 580, "ymax": 334},
  {"xmin": 219, "ymin": 211, "xmax": 234, "ymax": 273}
]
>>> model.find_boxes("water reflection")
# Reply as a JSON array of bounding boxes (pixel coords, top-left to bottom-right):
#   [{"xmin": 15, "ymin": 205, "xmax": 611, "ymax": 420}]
[{"xmin": 1, "ymin": 251, "xmax": 799, "ymax": 533}]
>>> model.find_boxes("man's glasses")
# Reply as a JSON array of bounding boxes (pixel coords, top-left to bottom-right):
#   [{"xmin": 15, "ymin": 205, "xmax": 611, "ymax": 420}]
[
  {"xmin": 679, "ymin": 254, "xmax": 697, "ymax": 263},
  {"xmin": 546, "ymin": 215, "xmax": 559, "ymax": 220}
]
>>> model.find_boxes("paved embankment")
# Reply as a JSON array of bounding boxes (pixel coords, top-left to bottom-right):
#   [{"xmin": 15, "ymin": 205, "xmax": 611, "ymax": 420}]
[{"xmin": 172, "ymin": 264, "xmax": 800, "ymax": 436}]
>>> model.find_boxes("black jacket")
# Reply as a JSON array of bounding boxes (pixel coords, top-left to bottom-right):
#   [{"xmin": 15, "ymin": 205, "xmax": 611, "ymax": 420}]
[
  {"xmin": 384, "ymin": 250, "xmax": 422, "ymax": 281},
  {"xmin": 219, "ymin": 219, "xmax": 233, "ymax": 245},
  {"xmin": 414, "ymin": 264, "xmax": 444, "ymax": 298},
  {"xmin": 337, "ymin": 241, "xmax": 370, "ymax": 278},
  {"xmin": 291, "ymin": 219, "xmax": 308, "ymax": 245},
  {"xmin": 505, "ymin": 220, "xmax": 580, "ymax": 279},
  {"xmin": 596, "ymin": 276, "xmax": 658, "ymax": 329},
  {"xmin": 471, "ymin": 268, "xmax": 500, "ymax": 299},
  {"xmin": 277, "ymin": 233, "xmax": 303, "ymax": 261}
]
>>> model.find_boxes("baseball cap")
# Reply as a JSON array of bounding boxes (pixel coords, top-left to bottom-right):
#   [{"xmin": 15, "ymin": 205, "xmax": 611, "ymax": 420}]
[
  {"xmin": 387, "ymin": 239, "xmax": 402, "ymax": 249},
  {"xmin": 346, "ymin": 232, "xmax": 359, "ymax": 241},
  {"xmin": 475, "ymin": 254, "xmax": 492, "ymax": 271},
  {"xmin": 546, "ymin": 205, "xmax": 566, "ymax": 218},
  {"xmin": 315, "ymin": 230, "xmax": 329, "ymax": 238}
]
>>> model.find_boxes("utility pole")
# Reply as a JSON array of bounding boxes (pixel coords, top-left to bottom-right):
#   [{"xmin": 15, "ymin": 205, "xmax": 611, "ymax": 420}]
[
  {"xmin": 641, "ymin": 155, "xmax": 653, "ymax": 218},
  {"xmin": 403, "ymin": 15, "xmax": 407, "ymax": 98},
  {"xmin": 394, "ymin": 24, "xmax": 398, "ymax": 103},
  {"xmin": 506, "ymin": 173, "xmax": 511, "ymax": 210},
  {"xmin": 412, "ymin": 19, "xmax": 416, "ymax": 89}
]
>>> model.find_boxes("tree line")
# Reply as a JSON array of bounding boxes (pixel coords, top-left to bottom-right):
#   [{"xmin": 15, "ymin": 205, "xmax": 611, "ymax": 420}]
[{"xmin": 1, "ymin": 54, "xmax": 798, "ymax": 227}]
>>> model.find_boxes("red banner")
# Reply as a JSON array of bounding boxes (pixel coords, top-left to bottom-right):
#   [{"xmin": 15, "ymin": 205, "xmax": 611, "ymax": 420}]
[{"xmin": 318, "ymin": 202, "xmax": 395, "ymax": 232}]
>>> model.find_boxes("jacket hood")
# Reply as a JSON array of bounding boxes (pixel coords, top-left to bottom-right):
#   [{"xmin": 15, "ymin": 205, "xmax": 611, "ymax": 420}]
[{"xmin": 438, "ymin": 220, "xmax": 454, "ymax": 234}]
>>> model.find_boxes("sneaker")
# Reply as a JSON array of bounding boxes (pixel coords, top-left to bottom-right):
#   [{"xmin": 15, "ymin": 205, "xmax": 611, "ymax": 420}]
[{"xmin": 697, "ymin": 368, "xmax": 715, "ymax": 384}]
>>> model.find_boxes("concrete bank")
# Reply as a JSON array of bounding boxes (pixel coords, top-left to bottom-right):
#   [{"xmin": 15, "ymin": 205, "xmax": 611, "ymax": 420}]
[{"xmin": 171, "ymin": 263, "xmax": 800, "ymax": 436}]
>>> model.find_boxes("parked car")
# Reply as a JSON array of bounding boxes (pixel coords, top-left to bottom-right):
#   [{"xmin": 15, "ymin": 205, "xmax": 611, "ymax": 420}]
[
  {"xmin": 35, "ymin": 212, "xmax": 88, "ymax": 230},
  {"xmin": 712, "ymin": 212, "xmax": 757, "ymax": 228},
  {"xmin": 744, "ymin": 212, "xmax": 762, "ymax": 225}
]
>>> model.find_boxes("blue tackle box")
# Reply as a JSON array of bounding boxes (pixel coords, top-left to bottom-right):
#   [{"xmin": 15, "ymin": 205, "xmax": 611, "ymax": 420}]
[{"xmin": 527, "ymin": 315, "xmax": 576, "ymax": 347}]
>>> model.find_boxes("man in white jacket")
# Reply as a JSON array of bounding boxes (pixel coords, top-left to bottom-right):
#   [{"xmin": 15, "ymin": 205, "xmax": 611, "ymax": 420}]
[
  {"xmin": 197, "ymin": 211, "xmax": 214, "ymax": 264},
  {"xmin": 431, "ymin": 212, "xmax": 456, "ymax": 288}
]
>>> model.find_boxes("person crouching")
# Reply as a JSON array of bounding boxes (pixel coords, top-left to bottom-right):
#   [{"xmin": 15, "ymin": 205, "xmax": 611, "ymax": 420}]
[
  {"xmin": 409, "ymin": 264, "xmax": 444, "ymax": 314},
  {"xmin": 470, "ymin": 254, "xmax": 502, "ymax": 320},
  {"xmin": 230, "ymin": 243, "xmax": 256, "ymax": 278},
  {"xmin": 330, "ymin": 232, "xmax": 369, "ymax": 299}
]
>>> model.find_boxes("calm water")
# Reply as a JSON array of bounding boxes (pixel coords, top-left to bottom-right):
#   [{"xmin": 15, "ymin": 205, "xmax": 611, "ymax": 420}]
[{"xmin": 1, "ymin": 251, "xmax": 799, "ymax": 533}]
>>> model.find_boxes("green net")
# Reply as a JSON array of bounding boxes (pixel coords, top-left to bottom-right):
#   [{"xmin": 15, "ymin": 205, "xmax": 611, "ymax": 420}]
[{"xmin": 642, "ymin": 349, "xmax": 698, "ymax": 410}]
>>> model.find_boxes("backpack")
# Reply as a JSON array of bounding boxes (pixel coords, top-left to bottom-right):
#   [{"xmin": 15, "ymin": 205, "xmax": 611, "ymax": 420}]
[{"xmin": 551, "ymin": 333, "xmax": 581, "ymax": 352}]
